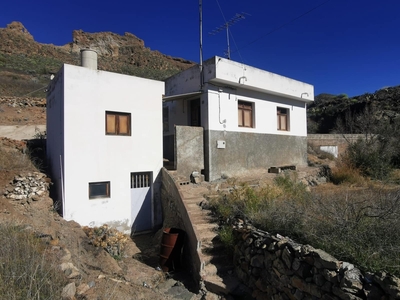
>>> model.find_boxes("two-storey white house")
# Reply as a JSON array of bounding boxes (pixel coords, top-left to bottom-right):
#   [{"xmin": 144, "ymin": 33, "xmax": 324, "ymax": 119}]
[
  {"xmin": 46, "ymin": 50, "xmax": 164, "ymax": 233},
  {"xmin": 163, "ymin": 56, "xmax": 314, "ymax": 181}
]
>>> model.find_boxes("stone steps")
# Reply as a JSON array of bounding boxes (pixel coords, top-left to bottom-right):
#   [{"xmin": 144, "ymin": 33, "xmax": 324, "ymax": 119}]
[{"xmin": 170, "ymin": 177, "xmax": 246, "ymax": 297}]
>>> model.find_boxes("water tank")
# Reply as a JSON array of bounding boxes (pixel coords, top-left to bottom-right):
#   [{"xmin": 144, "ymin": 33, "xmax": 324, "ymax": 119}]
[{"xmin": 80, "ymin": 49, "xmax": 98, "ymax": 70}]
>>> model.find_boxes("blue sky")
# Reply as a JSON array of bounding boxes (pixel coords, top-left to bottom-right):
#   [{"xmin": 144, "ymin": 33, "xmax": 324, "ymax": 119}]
[{"xmin": 1, "ymin": 0, "xmax": 399, "ymax": 96}]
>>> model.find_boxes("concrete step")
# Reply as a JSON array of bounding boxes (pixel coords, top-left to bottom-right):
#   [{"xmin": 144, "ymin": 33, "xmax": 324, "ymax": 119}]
[
  {"xmin": 183, "ymin": 197, "xmax": 205, "ymax": 205},
  {"xmin": 193, "ymin": 222, "xmax": 218, "ymax": 233},
  {"xmin": 188, "ymin": 215, "xmax": 215, "ymax": 225},
  {"xmin": 184, "ymin": 203, "xmax": 201, "ymax": 212},
  {"xmin": 202, "ymin": 263, "xmax": 218, "ymax": 276}
]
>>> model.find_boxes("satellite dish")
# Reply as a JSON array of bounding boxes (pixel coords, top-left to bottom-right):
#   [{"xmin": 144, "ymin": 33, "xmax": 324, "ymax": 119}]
[{"xmin": 50, "ymin": 74, "xmax": 55, "ymax": 80}]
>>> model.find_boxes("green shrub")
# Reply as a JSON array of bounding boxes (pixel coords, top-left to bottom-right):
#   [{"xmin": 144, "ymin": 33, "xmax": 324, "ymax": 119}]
[
  {"xmin": 0, "ymin": 223, "xmax": 67, "ymax": 299},
  {"xmin": 218, "ymin": 225, "xmax": 236, "ymax": 251}
]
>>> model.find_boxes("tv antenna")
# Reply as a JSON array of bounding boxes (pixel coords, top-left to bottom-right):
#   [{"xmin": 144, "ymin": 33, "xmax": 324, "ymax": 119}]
[{"xmin": 209, "ymin": 12, "xmax": 249, "ymax": 59}]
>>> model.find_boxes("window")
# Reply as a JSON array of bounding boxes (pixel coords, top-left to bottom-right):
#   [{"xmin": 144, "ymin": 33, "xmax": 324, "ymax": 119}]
[
  {"xmin": 131, "ymin": 172, "xmax": 152, "ymax": 189},
  {"xmin": 89, "ymin": 181, "xmax": 110, "ymax": 199},
  {"xmin": 238, "ymin": 101, "xmax": 253, "ymax": 127},
  {"xmin": 277, "ymin": 107, "xmax": 289, "ymax": 131},
  {"xmin": 106, "ymin": 111, "xmax": 131, "ymax": 135}
]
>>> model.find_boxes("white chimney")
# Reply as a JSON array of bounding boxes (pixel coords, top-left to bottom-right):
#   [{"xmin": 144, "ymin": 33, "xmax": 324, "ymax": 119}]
[{"xmin": 80, "ymin": 49, "xmax": 98, "ymax": 70}]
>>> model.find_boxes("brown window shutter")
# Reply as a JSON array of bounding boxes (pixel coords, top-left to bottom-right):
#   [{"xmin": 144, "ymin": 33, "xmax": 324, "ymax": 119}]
[
  {"xmin": 106, "ymin": 114, "xmax": 116, "ymax": 134},
  {"xmin": 118, "ymin": 115, "xmax": 130, "ymax": 135}
]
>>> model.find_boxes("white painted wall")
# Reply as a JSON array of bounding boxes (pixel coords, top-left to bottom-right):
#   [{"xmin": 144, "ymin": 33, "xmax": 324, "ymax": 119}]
[
  {"xmin": 164, "ymin": 56, "xmax": 312, "ymax": 138},
  {"xmin": 206, "ymin": 85, "xmax": 307, "ymax": 136},
  {"xmin": 205, "ymin": 56, "xmax": 314, "ymax": 102},
  {"xmin": 49, "ymin": 64, "xmax": 164, "ymax": 231}
]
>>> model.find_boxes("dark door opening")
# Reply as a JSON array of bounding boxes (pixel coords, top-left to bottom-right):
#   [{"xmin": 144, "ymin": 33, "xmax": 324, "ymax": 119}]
[{"xmin": 189, "ymin": 99, "xmax": 201, "ymax": 127}]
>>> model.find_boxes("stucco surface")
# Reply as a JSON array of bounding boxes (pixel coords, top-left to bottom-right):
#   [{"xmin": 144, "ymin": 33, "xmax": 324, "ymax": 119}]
[
  {"xmin": 206, "ymin": 130, "xmax": 307, "ymax": 181},
  {"xmin": 175, "ymin": 126, "xmax": 204, "ymax": 179}
]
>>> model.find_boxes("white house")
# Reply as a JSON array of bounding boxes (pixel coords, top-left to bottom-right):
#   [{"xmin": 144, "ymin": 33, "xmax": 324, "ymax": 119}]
[
  {"xmin": 163, "ymin": 56, "xmax": 314, "ymax": 181},
  {"xmin": 46, "ymin": 50, "xmax": 164, "ymax": 233}
]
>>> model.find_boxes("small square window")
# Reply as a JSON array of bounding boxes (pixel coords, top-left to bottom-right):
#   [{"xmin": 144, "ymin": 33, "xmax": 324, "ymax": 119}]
[
  {"xmin": 238, "ymin": 101, "xmax": 253, "ymax": 128},
  {"xmin": 277, "ymin": 107, "xmax": 289, "ymax": 131},
  {"xmin": 106, "ymin": 111, "xmax": 131, "ymax": 135},
  {"xmin": 131, "ymin": 172, "xmax": 152, "ymax": 189},
  {"xmin": 89, "ymin": 181, "xmax": 110, "ymax": 199}
]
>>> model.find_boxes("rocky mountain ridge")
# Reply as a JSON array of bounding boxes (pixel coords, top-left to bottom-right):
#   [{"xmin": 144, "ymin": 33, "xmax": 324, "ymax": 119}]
[{"xmin": 0, "ymin": 21, "xmax": 194, "ymax": 97}]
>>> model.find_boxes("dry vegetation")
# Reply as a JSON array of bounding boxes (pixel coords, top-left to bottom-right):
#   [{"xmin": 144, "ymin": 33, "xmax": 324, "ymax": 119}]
[
  {"xmin": 0, "ymin": 223, "xmax": 67, "ymax": 299},
  {"xmin": 210, "ymin": 159, "xmax": 400, "ymax": 276}
]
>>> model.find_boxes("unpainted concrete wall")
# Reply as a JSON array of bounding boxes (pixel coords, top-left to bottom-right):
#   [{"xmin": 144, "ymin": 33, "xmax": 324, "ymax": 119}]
[
  {"xmin": 175, "ymin": 126, "xmax": 204, "ymax": 180},
  {"xmin": 160, "ymin": 168, "xmax": 202, "ymax": 291},
  {"xmin": 308, "ymin": 134, "xmax": 365, "ymax": 157},
  {"xmin": 206, "ymin": 130, "xmax": 307, "ymax": 181}
]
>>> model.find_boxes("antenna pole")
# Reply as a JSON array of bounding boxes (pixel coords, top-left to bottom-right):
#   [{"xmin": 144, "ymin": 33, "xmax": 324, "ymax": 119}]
[
  {"xmin": 226, "ymin": 24, "xmax": 230, "ymax": 59},
  {"xmin": 209, "ymin": 13, "xmax": 249, "ymax": 60},
  {"xmin": 199, "ymin": 0, "xmax": 204, "ymax": 89}
]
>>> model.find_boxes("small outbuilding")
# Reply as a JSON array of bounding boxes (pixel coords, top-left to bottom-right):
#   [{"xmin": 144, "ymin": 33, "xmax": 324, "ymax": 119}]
[{"xmin": 46, "ymin": 50, "xmax": 164, "ymax": 233}]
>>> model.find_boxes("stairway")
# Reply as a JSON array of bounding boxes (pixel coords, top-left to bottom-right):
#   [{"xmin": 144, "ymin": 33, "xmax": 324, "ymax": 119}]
[{"xmin": 174, "ymin": 179, "xmax": 252, "ymax": 298}]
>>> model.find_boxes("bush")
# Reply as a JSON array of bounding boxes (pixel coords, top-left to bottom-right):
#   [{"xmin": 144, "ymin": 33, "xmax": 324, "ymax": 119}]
[
  {"xmin": 209, "ymin": 175, "xmax": 400, "ymax": 276},
  {"xmin": 0, "ymin": 223, "xmax": 67, "ymax": 299},
  {"xmin": 83, "ymin": 225, "xmax": 129, "ymax": 259},
  {"xmin": 330, "ymin": 162, "xmax": 366, "ymax": 186}
]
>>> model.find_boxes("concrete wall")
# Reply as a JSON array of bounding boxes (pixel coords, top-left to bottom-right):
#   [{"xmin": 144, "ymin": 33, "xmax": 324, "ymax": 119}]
[
  {"xmin": 47, "ymin": 64, "xmax": 164, "ymax": 232},
  {"xmin": 208, "ymin": 56, "xmax": 314, "ymax": 102},
  {"xmin": 175, "ymin": 126, "xmax": 204, "ymax": 179},
  {"xmin": 308, "ymin": 134, "xmax": 365, "ymax": 157},
  {"xmin": 206, "ymin": 130, "xmax": 307, "ymax": 181},
  {"xmin": 160, "ymin": 168, "xmax": 202, "ymax": 291}
]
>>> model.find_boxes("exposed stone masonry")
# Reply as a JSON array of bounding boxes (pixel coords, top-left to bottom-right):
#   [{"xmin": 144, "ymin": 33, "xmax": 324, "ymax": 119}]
[
  {"xmin": 3, "ymin": 172, "xmax": 50, "ymax": 201},
  {"xmin": 0, "ymin": 96, "xmax": 46, "ymax": 107},
  {"xmin": 232, "ymin": 219, "xmax": 400, "ymax": 300}
]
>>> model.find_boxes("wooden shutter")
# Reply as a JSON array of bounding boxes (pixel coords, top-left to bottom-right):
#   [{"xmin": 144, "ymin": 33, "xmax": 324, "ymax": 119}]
[
  {"xmin": 118, "ymin": 115, "xmax": 129, "ymax": 135},
  {"xmin": 106, "ymin": 114, "xmax": 116, "ymax": 134}
]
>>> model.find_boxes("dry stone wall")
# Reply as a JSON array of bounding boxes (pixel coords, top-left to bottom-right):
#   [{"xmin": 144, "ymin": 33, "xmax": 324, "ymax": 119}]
[
  {"xmin": 232, "ymin": 219, "xmax": 400, "ymax": 300},
  {"xmin": 0, "ymin": 96, "xmax": 46, "ymax": 107},
  {"xmin": 3, "ymin": 172, "xmax": 50, "ymax": 201}
]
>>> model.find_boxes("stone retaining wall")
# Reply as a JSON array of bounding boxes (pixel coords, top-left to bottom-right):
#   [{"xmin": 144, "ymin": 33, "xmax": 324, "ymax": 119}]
[
  {"xmin": 232, "ymin": 220, "xmax": 400, "ymax": 300},
  {"xmin": 0, "ymin": 96, "xmax": 46, "ymax": 107}
]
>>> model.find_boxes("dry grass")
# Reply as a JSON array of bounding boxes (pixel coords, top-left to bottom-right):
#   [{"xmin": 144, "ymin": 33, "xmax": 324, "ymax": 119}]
[
  {"xmin": 0, "ymin": 146, "xmax": 36, "ymax": 172},
  {"xmin": 0, "ymin": 223, "xmax": 67, "ymax": 299},
  {"xmin": 210, "ymin": 173, "xmax": 400, "ymax": 276}
]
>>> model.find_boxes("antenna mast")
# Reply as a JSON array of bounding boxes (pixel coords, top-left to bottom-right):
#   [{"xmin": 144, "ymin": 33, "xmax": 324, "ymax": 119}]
[
  {"xmin": 209, "ymin": 13, "xmax": 248, "ymax": 59},
  {"xmin": 199, "ymin": 0, "xmax": 204, "ymax": 89}
]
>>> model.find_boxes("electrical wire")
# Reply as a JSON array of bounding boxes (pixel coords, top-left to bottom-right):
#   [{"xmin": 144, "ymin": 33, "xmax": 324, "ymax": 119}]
[{"xmin": 231, "ymin": 0, "xmax": 331, "ymax": 54}]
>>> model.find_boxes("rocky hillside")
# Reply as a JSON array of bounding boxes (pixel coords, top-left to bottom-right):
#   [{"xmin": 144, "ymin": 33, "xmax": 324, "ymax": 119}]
[
  {"xmin": 307, "ymin": 85, "xmax": 400, "ymax": 133},
  {"xmin": 0, "ymin": 21, "xmax": 194, "ymax": 97}
]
